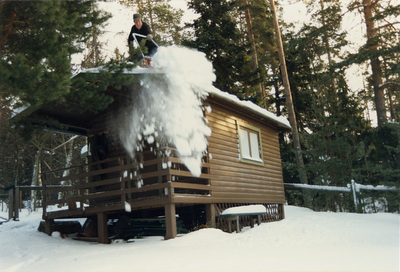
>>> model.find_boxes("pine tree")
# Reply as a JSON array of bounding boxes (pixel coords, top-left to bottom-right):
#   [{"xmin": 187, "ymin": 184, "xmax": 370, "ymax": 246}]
[
  {"xmin": 81, "ymin": 2, "xmax": 108, "ymax": 69},
  {"xmin": 250, "ymin": 0, "xmax": 282, "ymax": 111},
  {"xmin": 184, "ymin": 0, "xmax": 253, "ymax": 96},
  {"xmin": 0, "ymin": 1, "xmax": 130, "ymax": 200},
  {"xmin": 342, "ymin": 0, "xmax": 400, "ymax": 126},
  {"xmin": 0, "ymin": 1, "xmax": 110, "ymax": 109},
  {"xmin": 238, "ymin": 0, "xmax": 267, "ymax": 107},
  {"xmin": 282, "ymin": 0, "xmax": 373, "ymax": 210},
  {"xmin": 119, "ymin": 0, "xmax": 184, "ymax": 45}
]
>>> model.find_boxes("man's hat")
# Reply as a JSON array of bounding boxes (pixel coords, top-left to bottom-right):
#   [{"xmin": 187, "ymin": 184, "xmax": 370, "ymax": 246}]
[{"xmin": 133, "ymin": 14, "xmax": 142, "ymax": 21}]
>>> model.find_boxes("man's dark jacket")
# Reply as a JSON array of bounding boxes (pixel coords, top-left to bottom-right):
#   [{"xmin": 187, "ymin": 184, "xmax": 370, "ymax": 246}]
[{"xmin": 128, "ymin": 22, "xmax": 156, "ymax": 50}]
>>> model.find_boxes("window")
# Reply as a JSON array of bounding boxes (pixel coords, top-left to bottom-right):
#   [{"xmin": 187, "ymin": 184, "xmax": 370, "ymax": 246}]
[{"xmin": 237, "ymin": 122, "xmax": 263, "ymax": 165}]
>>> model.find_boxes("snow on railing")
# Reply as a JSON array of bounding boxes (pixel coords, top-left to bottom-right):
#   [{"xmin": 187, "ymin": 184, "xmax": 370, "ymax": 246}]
[
  {"xmin": 284, "ymin": 183, "xmax": 351, "ymax": 192},
  {"xmin": 284, "ymin": 179, "xmax": 398, "ymax": 212},
  {"xmin": 284, "ymin": 180, "xmax": 397, "ymax": 193},
  {"xmin": 352, "ymin": 182, "xmax": 397, "ymax": 192}
]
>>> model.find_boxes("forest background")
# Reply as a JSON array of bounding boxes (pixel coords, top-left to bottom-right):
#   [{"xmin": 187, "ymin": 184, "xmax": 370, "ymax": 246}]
[{"xmin": 0, "ymin": 0, "xmax": 399, "ymax": 213}]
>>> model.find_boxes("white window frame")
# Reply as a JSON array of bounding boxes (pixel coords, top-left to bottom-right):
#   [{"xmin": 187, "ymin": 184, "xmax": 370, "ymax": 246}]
[{"xmin": 237, "ymin": 121, "xmax": 264, "ymax": 165}]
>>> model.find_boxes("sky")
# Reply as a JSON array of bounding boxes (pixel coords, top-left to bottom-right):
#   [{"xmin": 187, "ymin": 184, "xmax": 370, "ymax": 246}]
[
  {"xmin": 0, "ymin": 205, "xmax": 398, "ymax": 272},
  {"xmin": 86, "ymin": 0, "xmax": 370, "ymax": 108},
  {"xmin": 77, "ymin": 0, "xmax": 366, "ymax": 69},
  {"xmin": 71, "ymin": 0, "xmax": 377, "ymax": 129}
]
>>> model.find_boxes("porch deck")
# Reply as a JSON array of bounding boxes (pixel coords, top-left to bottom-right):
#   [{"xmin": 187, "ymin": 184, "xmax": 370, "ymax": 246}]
[{"xmin": 41, "ymin": 147, "xmax": 211, "ymax": 241}]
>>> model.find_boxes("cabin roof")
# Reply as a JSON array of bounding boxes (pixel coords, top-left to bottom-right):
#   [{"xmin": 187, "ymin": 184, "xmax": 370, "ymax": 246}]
[
  {"xmin": 208, "ymin": 88, "xmax": 290, "ymax": 130},
  {"xmin": 12, "ymin": 66, "xmax": 291, "ymax": 134},
  {"xmin": 77, "ymin": 66, "xmax": 291, "ymax": 130}
]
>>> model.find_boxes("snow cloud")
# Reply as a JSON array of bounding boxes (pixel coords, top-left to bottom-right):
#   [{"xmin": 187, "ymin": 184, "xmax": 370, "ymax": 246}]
[{"xmin": 119, "ymin": 46, "xmax": 214, "ymax": 177}]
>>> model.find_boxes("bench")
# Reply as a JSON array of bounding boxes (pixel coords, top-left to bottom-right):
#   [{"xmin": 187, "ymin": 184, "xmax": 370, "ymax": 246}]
[{"xmin": 219, "ymin": 205, "xmax": 267, "ymax": 233}]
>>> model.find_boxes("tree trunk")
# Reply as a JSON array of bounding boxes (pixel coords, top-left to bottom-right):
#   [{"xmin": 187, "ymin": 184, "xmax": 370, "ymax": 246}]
[
  {"xmin": 241, "ymin": 0, "xmax": 267, "ymax": 108},
  {"xmin": 362, "ymin": 0, "xmax": 387, "ymax": 126},
  {"xmin": 269, "ymin": 0, "xmax": 311, "ymax": 206}
]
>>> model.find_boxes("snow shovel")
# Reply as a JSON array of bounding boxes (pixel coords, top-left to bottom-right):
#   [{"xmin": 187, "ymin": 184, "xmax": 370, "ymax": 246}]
[{"xmin": 131, "ymin": 33, "xmax": 159, "ymax": 66}]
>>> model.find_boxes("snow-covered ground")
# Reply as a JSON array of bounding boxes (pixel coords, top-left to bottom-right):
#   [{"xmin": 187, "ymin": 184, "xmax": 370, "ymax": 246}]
[
  {"xmin": 0, "ymin": 4, "xmax": 394, "ymax": 271},
  {"xmin": 0, "ymin": 205, "xmax": 398, "ymax": 272}
]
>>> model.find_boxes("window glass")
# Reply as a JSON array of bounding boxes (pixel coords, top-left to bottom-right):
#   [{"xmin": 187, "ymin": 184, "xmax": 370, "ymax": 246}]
[
  {"xmin": 249, "ymin": 131, "xmax": 260, "ymax": 160},
  {"xmin": 240, "ymin": 129, "xmax": 251, "ymax": 158},
  {"xmin": 238, "ymin": 123, "xmax": 263, "ymax": 165}
]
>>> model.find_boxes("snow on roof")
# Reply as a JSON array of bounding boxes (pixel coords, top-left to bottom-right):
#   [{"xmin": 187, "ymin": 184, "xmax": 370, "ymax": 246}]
[
  {"xmin": 208, "ymin": 88, "xmax": 291, "ymax": 129},
  {"xmin": 77, "ymin": 64, "xmax": 291, "ymax": 130}
]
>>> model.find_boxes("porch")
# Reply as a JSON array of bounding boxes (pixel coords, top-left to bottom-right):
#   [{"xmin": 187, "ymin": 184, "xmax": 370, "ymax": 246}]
[{"xmin": 41, "ymin": 146, "xmax": 211, "ymax": 242}]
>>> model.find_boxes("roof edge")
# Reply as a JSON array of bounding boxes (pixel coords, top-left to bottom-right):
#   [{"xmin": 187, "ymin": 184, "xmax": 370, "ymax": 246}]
[{"xmin": 208, "ymin": 88, "xmax": 291, "ymax": 130}]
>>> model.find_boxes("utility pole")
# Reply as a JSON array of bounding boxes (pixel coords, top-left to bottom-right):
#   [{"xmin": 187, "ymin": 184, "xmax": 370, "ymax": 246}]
[{"xmin": 268, "ymin": 0, "xmax": 309, "ymax": 189}]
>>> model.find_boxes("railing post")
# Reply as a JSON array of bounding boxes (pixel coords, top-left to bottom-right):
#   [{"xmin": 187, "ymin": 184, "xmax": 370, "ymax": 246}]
[
  {"xmin": 8, "ymin": 187, "xmax": 14, "ymax": 220},
  {"xmin": 119, "ymin": 157, "xmax": 126, "ymax": 205},
  {"xmin": 14, "ymin": 186, "xmax": 20, "ymax": 220},
  {"xmin": 42, "ymin": 174, "xmax": 48, "ymax": 219},
  {"xmin": 7, "ymin": 186, "xmax": 19, "ymax": 221},
  {"xmin": 78, "ymin": 165, "xmax": 84, "ymax": 211},
  {"xmin": 351, "ymin": 179, "xmax": 358, "ymax": 212},
  {"xmin": 158, "ymin": 152, "xmax": 164, "ymax": 196}
]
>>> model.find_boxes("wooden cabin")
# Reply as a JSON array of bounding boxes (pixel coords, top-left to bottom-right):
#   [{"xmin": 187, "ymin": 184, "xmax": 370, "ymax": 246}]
[{"xmin": 18, "ymin": 67, "xmax": 290, "ymax": 243}]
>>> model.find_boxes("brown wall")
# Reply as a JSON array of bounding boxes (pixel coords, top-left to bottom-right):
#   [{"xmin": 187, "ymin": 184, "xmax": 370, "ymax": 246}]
[
  {"xmin": 205, "ymin": 99, "xmax": 286, "ymax": 204},
  {"xmin": 86, "ymin": 92, "xmax": 286, "ymax": 206}
]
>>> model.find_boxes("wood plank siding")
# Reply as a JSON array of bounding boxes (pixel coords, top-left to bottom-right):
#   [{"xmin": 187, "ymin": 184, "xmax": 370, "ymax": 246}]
[{"xmin": 205, "ymin": 99, "xmax": 286, "ymax": 205}]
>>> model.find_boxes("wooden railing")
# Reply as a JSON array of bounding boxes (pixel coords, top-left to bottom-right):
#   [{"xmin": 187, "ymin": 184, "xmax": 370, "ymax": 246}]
[{"xmin": 41, "ymin": 148, "xmax": 211, "ymax": 219}]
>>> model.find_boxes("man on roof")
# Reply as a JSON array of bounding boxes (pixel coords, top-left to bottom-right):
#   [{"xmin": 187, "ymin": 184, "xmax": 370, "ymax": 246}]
[{"xmin": 128, "ymin": 13, "xmax": 158, "ymax": 61}]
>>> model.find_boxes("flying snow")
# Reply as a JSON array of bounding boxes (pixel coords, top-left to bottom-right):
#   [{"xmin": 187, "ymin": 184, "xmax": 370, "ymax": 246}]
[{"xmin": 119, "ymin": 46, "xmax": 215, "ymax": 177}]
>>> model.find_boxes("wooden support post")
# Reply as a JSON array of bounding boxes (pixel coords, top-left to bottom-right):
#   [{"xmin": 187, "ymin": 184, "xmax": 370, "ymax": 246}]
[
  {"xmin": 205, "ymin": 204, "xmax": 216, "ymax": 228},
  {"xmin": 8, "ymin": 187, "xmax": 19, "ymax": 221},
  {"xmin": 14, "ymin": 187, "xmax": 20, "ymax": 220},
  {"xmin": 97, "ymin": 212, "xmax": 109, "ymax": 244},
  {"xmin": 280, "ymin": 204, "xmax": 285, "ymax": 219},
  {"xmin": 164, "ymin": 203, "xmax": 177, "ymax": 239},
  {"xmin": 44, "ymin": 219, "xmax": 54, "ymax": 235},
  {"xmin": 8, "ymin": 188, "xmax": 14, "ymax": 220},
  {"xmin": 227, "ymin": 218, "xmax": 232, "ymax": 233},
  {"xmin": 235, "ymin": 215, "xmax": 240, "ymax": 233}
]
